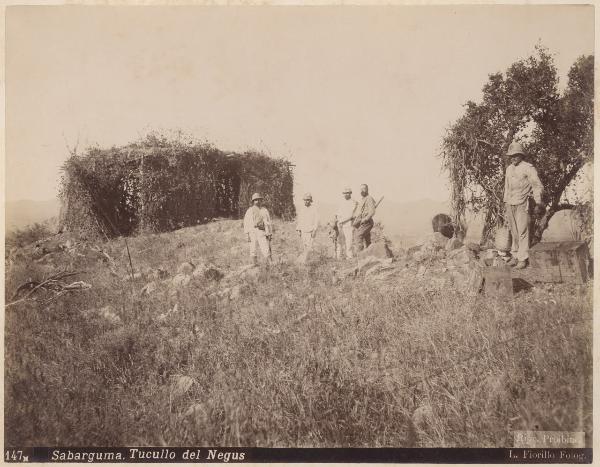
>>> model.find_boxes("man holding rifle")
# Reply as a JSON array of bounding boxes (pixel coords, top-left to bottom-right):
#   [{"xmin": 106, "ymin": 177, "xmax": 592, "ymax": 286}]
[
  {"xmin": 352, "ymin": 184, "xmax": 377, "ymax": 252},
  {"xmin": 335, "ymin": 187, "xmax": 357, "ymax": 259}
]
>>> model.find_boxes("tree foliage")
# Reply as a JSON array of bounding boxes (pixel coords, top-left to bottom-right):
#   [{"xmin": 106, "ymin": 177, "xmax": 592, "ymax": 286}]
[
  {"xmin": 440, "ymin": 47, "xmax": 593, "ymax": 242},
  {"xmin": 59, "ymin": 133, "xmax": 296, "ymax": 239}
]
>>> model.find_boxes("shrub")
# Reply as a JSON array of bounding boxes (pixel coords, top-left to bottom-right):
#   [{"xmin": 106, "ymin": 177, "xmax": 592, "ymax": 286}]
[{"xmin": 6, "ymin": 222, "xmax": 53, "ymax": 250}]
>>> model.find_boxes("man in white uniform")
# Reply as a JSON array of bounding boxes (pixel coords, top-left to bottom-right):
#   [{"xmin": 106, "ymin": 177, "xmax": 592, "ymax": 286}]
[
  {"xmin": 243, "ymin": 193, "xmax": 272, "ymax": 265},
  {"xmin": 503, "ymin": 142, "xmax": 544, "ymax": 269},
  {"xmin": 335, "ymin": 187, "xmax": 357, "ymax": 259},
  {"xmin": 296, "ymin": 193, "xmax": 319, "ymax": 257}
]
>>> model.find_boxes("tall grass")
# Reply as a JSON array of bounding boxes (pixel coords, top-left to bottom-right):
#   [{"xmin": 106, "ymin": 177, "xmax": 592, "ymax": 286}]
[{"xmin": 4, "ymin": 220, "xmax": 593, "ymax": 447}]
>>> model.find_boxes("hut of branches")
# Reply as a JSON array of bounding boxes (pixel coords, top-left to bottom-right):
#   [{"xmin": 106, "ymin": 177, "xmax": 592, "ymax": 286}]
[{"xmin": 59, "ymin": 135, "xmax": 295, "ymax": 238}]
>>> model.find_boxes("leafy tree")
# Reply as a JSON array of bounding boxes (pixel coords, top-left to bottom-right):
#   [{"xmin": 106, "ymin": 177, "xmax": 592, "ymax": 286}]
[{"xmin": 440, "ymin": 46, "xmax": 593, "ymax": 243}]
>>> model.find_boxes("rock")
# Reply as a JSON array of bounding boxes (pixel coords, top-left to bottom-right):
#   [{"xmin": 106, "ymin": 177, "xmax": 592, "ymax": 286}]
[
  {"xmin": 466, "ymin": 242, "xmax": 481, "ymax": 253},
  {"xmin": 357, "ymin": 241, "xmax": 394, "ymax": 259},
  {"xmin": 177, "ymin": 262, "xmax": 195, "ymax": 275},
  {"xmin": 446, "ymin": 237, "xmax": 463, "ymax": 251},
  {"xmin": 446, "ymin": 246, "xmax": 475, "ymax": 266},
  {"xmin": 412, "ymin": 404, "xmax": 434, "ymax": 429},
  {"xmin": 365, "ymin": 258, "xmax": 394, "ymax": 276},
  {"xmin": 183, "ymin": 402, "xmax": 209, "ymax": 423},
  {"xmin": 422, "ymin": 232, "xmax": 448, "ymax": 250},
  {"xmin": 99, "ymin": 306, "xmax": 122, "ymax": 326},
  {"xmin": 450, "ymin": 260, "xmax": 484, "ymax": 295},
  {"xmin": 389, "ymin": 245, "xmax": 406, "ymax": 259},
  {"xmin": 449, "ymin": 269, "xmax": 467, "ymax": 286},
  {"xmin": 417, "ymin": 265, "xmax": 427, "ymax": 276},
  {"xmin": 412, "ymin": 249, "xmax": 425, "ymax": 263},
  {"xmin": 407, "ymin": 245, "xmax": 422, "ymax": 258},
  {"xmin": 365, "ymin": 264, "xmax": 383, "ymax": 277},
  {"xmin": 224, "ymin": 264, "xmax": 261, "ymax": 282},
  {"xmin": 192, "ymin": 264, "xmax": 208, "ymax": 278},
  {"xmin": 358, "ymin": 257, "xmax": 382, "ymax": 274},
  {"xmin": 463, "ymin": 260, "xmax": 484, "ymax": 296},
  {"xmin": 171, "ymin": 273, "xmax": 191, "ymax": 288},
  {"xmin": 171, "ymin": 375, "xmax": 194, "ymax": 399},
  {"xmin": 481, "ymin": 249, "xmax": 498, "ymax": 260},
  {"xmin": 204, "ymin": 266, "xmax": 224, "ymax": 281},
  {"xmin": 141, "ymin": 281, "xmax": 158, "ymax": 295}
]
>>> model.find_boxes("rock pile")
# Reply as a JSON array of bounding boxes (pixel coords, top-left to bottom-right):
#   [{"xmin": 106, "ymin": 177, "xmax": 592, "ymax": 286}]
[{"xmin": 336, "ymin": 233, "xmax": 499, "ymax": 296}]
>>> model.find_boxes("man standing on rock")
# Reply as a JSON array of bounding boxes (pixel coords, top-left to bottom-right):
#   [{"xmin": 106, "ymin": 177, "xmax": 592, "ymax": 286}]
[
  {"xmin": 243, "ymin": 193, "xmax": 272, "ymax": 265},
  {"xmin": 336, "ymin": 187, "xmax": 357, "ymax": 259},
  {"xmin": 296, "ymin": 193, "xmax": 319, "ymax": 258},
  {"xmin": 352, "ymin": 184, "xmax": 377, "ymax": 252},
  {"xmin": 503, "ymin": 142, "xmax": 544, "ymax": 269}
]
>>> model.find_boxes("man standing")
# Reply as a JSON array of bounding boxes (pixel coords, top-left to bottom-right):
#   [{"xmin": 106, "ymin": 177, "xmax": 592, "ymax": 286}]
[
  {"xmin": 352, "ymin": 184, "xmax": 377, "ymax": 252},
  {"xmin": 503, "ymin": 142, "xmax": 544, "ymax": 269},
  {"xmin": 336, "ymin": 187, "xmax": 357, "ymax": 259},
  {"xmin": 296, "ymin": 193, "xmax": 319, "ymax": 257},
  {"xmin": 243, "ymin": 193, "xmax": 272, "ymax": 265}
]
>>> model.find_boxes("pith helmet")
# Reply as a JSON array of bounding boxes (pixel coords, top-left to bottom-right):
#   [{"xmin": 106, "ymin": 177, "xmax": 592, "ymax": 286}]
[
  {"xmin": 342, "ymin": 187, "xmax": 352, "ymax": 194},
  {"xmin": 251, "ymin": 193, "xmax": 263, "ymax": 201},
  {"xmin": 506, "ymin": 142, "xmax": 525, "ymax": 156},
  {"xmin": 303, "ymin": 193, "xmax": 313, "ymax": 201}
]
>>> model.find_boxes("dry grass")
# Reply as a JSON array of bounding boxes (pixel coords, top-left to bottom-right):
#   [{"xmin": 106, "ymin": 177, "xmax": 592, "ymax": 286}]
[{"xmin": 4, "ymin": 219, "xmax": 593, "ymax": 447}]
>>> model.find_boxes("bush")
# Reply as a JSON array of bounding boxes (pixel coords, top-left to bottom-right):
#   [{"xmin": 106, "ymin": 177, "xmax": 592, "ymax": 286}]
[{"xmin": 6, "ymin": 222, "xmax": 52, "ymax": 250}]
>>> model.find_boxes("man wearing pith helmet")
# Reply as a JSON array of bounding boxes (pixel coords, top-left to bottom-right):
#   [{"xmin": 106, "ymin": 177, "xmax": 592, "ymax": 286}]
[
  {"xmin": 503, "ymin": 141, "xmax": 544, "ymax": 270},
  {"xmin": 296, "ymin": 192, "xmax": 319, "ymax": 257},
  {"xmin": 243, "ymin": 193, "xmax": 272, "ymax": 265},
  {"xmin": 335, "ymin": 187, "xmax": 357, "ymax": 259}
]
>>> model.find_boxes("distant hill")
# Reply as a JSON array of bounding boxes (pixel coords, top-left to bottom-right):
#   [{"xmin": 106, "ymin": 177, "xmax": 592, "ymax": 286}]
[
  {"xmin": 306, "ymin": 198, "xmax": 484, "ymax": 248},
  {"xmin": 5, "ymin": 199, "xmax": 61, "ymax": 232}
]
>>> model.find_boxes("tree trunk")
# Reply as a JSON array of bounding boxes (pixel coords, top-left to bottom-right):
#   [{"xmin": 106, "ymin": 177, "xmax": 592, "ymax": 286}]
[{"xmin": 532, "ymin": 203, "xmax": 576, "ymax": 245}]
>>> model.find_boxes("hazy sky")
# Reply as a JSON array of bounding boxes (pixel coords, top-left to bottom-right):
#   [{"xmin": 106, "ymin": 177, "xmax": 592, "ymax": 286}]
[{"xmin": 6, "ymin": 5, "xmax": 594, "ymax": 204}]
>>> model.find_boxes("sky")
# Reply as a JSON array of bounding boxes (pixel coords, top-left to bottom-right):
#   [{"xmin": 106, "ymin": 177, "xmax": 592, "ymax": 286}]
[{"xmin": 5, "ymin": 5, "xmax": 594, "ymax": 206}]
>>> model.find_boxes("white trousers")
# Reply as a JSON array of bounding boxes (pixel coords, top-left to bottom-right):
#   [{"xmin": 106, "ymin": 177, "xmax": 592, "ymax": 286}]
[
  {"xmin": 301, "ymin": 231, "xmax": 314, "ymax": 252},
  {"xmin": 249, "ymin": 228, "xmax": 270, "ymax": 260},
  {"xmin": 338, "ymin": 223, "xmax": 354, "ymax": 258},
  {"xmin": 506, "ymin": 202, "xmax": 530, "ymax": 261}
]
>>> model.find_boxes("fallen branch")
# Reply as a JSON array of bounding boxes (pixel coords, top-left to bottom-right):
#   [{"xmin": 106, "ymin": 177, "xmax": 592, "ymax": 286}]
[{"xmin": 7, "ymin": 271, "xmax": 85, "ymax": 308}]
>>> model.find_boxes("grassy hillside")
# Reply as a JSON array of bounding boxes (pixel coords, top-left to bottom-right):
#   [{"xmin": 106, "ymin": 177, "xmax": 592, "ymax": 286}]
[{"xmin": 5, "ymin": 219, "xmax": 592, "ymax": 447}]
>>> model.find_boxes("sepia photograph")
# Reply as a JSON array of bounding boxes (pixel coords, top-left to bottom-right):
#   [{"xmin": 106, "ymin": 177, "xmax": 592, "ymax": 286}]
[{"xmin": 4, "ymin": 3, "xmax": 594, "ymax": 463}]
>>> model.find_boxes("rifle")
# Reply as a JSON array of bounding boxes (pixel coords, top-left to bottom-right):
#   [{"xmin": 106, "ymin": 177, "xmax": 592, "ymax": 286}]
[{"xmin": 350, "ymin": 196, "xmax": 384, "ymax": 227}]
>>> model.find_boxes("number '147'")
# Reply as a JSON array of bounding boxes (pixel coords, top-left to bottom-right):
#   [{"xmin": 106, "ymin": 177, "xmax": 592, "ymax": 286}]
[{"xmin": 5, "ymin": 450, "xmax": 24, "ymax": 462}]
